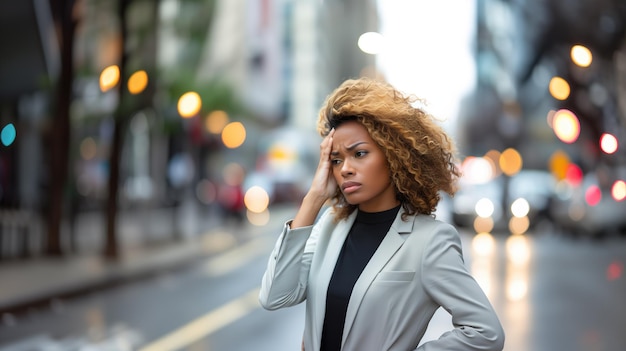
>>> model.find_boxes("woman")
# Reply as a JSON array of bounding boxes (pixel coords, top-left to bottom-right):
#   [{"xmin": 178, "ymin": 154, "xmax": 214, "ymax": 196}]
[{"xmin": 259, "ymin": 77, "xmax": 505, "ymax": 350}]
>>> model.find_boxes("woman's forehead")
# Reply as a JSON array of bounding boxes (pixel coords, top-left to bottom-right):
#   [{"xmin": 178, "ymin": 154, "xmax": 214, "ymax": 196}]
[{"xmin": 332, "ymin": 122, "xmax": 373, "ymax": 150}]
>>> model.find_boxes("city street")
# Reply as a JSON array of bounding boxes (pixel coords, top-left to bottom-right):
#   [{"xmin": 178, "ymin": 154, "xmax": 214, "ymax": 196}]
[{"xmin": 0, "ymin": 206, "xmax": 624, "ymax": 351}]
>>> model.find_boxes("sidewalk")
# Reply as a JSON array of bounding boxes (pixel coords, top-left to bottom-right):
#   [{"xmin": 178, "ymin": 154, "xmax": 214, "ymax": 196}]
[{"xmin": 0, "ymin": 204, "xmax": 295, "ymax": 316}]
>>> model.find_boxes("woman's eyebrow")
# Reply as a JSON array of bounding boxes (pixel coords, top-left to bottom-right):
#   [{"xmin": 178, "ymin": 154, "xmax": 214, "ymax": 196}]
[{"xmin": 330, "ymin": 141, "xmax": 367, "ymax": 156}]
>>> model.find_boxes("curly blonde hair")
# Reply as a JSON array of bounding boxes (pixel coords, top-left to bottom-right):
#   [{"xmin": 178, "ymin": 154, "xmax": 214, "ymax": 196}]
[{"xmin": 317, "ymin": 77, "xmax": 461, "ymax": 221}]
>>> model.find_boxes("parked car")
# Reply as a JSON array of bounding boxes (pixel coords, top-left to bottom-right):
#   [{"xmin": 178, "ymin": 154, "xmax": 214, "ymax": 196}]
[
  {"xmin": 507, "ymin": 169, "xmax": 557, "ymax": 226},
  {"xmin": 451, "ymin": 169, "xmax": 557, "ymax": 233},
  {"xmin": 549, "ymin": 171, "xmax": 626, "ymax": 237},
  {"xmin": 452, "ymin": 176, "xmax": 505, "ymax": 230}
]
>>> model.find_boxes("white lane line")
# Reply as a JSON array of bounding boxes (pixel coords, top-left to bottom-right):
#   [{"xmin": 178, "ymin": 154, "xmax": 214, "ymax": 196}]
[{"xmin": 138, "ymin": 287, "xmax": 261, "ymax": 351}]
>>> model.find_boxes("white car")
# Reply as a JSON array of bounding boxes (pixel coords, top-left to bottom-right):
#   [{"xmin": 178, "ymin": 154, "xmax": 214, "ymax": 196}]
[{"xmin": 549, "ymin": 171, "xmax": 626, "ymax": 237}]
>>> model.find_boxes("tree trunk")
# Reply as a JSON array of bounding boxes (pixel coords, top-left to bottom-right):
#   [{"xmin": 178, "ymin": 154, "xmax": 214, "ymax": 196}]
[
  {"xmin": 104, "ymin": 0, "xmax": 130, "ymax": 260},
  {"xmin": 46, "ymin": 0, "xmax": 76, "ymax": 257}
]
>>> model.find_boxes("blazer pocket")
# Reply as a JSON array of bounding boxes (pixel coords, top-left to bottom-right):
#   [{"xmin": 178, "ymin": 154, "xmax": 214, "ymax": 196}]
[{"xmin": 375, "ymin": 271, "xmax": 415, "ymax": 283}]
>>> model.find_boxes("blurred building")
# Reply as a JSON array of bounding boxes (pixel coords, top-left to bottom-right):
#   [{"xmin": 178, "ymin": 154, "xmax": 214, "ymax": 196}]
[
  {"xmin": 0, "ymin": 0, "xmax": 379, "ymax": 259},
  {"xmin": 453, "ymin": 0, "xmax": 626, "ymax": 236},
  {"xmin": 460, "ymin": 0, "xmax": 626, "ymax": 171}
]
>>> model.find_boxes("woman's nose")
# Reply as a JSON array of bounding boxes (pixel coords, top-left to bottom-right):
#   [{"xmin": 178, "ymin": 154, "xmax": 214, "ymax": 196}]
[{"xmin": 341, "ymin": 160, "xmax": 354, "ymax": 176}]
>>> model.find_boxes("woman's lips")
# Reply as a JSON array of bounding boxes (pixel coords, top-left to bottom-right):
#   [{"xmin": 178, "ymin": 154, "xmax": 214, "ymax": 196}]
[{"xmin": 341, "ymin": 182, "xmax": 361, "ymax": 194}]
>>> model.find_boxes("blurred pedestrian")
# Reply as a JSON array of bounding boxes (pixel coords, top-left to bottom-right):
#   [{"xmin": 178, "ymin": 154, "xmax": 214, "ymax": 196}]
[
  {"xmin": 218, "ymin": 163, "xmax": 246, "ymax": 226},
  {"xmin": 259, "ymin": 77, "xmax": 505, "ymax": 350}
]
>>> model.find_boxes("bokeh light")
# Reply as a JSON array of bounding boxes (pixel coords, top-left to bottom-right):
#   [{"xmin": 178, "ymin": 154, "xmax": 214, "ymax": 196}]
[
  {"xmin": 484, "ymin": 150, "xmax": 502, "ymax": 176},
  {"xmin": 548, "ymin": 150, "xmax": 570, "ymax": 181},
  {"xmin": 475, "ymin": 198, "xmax": 495, "ymax": 218},
  {"xmin": 607, "ymin": 261, "xmax": 623, "ymax": 281},
  {"xmin": 565, "ymin": 163, "xmax": 583, "ymax": 186},
  {"xmin": 221, "ymin": 122, "xmax": 246, "ymax": 148},
  {"xmin": 177, "ymin": 92, "xmax": 202, "ymax": 118},
  {"xmin": 1, "ymin": 123, "xmax": 16, "ymax": 146},
  {"xmin": 99, "ymin": 65, "xmax": 120, "ymax": 92},
  {"xmin": 473, "ymin": 216, "xmax": 494, "ymax": 234},
  {"xmin": 247, "ymin": 208, "xmax": 270, "ymax": 226},
  {"xmin": 472, "ymin": 232, "xmax": 495, "ymax": 256},
  {"xmin": 548, "ymin": 76, "xmax": 570, "ymax": 100},
  {"xmin": 571, "ymin": 44, "xmax": 593, "ymax": 68},
  {"xmin": 599, "ymin": 133, "xmax": 618, "ymax": 154},
  {"xmin": 509, "ymin": 216, "xmax": 530, "ymax": 235},
  {"xmin": 510, "ymin": 198, "xmax": 530, "ymax": 218},
  {"xmin": 128, "ymin": 70, "xmax": 148, "ymax": 94},
  {"xmin": 499, "ymin": 148, "xmax": 523, "ymax": 176},
  {"xmin": 585, "ymin": 185, "xmax": 602, "ymax": 206},
  {"xmin": 612, "ymin": 180, "xmax": 626, "ymax": 201},
  {"xmin": 506, "ymin": 234, "xmax": 530, "ymax": 266},
  {"xmin": 461, "ymin": 156, "xmax": 495, "ymax": 184},
  {"xmin": 244, "ymin": 186, "xmax": 270, "ymax": 213},
  {"xmin": 206, "ymin": 110, "xmax": 229, "ymax": 134},
  {"xmin": 552, "ymin": 109, "xmax": 580, "ymax": 144},
  {"xmin": 357, "ymin": 32, "xmax": 385, "ymax": 55},
  {"xmin": 506, "ymin": 277, "xmax": 528, "ymax": 302}
]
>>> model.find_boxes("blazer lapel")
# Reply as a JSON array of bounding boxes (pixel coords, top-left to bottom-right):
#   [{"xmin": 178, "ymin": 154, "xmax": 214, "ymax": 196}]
[
  {"xmin": 313, "ymin": 210, "xmax": 357, "ymax": 343},
  {"xmin": 341, "ymin": 209, "xmax": 416, "ymax": 346}
]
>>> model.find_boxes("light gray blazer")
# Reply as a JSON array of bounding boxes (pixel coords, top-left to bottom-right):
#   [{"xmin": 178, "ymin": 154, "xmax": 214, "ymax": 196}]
[{"xmin": 259, "ymin": 207, "xmax": 505, "ymax": 350}]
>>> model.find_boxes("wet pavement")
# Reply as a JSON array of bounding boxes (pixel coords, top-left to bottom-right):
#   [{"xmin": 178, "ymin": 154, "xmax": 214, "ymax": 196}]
[{"xmin": 0, "ymin": 204, "xmax": 624, "ymax": 351}]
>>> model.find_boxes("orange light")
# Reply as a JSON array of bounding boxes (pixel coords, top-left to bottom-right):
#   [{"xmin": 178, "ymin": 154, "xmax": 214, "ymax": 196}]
[
  {"xmin": 548, "ymin": 150, "xmax": 570, "ymax": 180},
  {"xmin": 221, "ymin": 122, "xmax": 246, "ymax": 148},
  {"xmin": 548, "ymin": 76, "xmax": 570, "ymax": 100},
  {"xmin": 206, "ymin": 110, "xmax": 229, "ymax": 134},
  {"xmin": 99, "ymin": 65, "xmax": 120, "ymax": 92},
  {"xmin": 128, "ymin": 70, "xmax": 148, "ymax": 94},
  {"xmin": 244, "ymin": 186, "xmax": 270, "ymax": 213},
  {"xmin": 178, "ymin": 92, "xmax": 202, "ymax": 118},
  {"xmin": 499, "ymin": 148, "xmax": 523, "ymax": 176},
  {"xmin": 553, "ymin": 109, "xmax": 580, "ymax": 144},
  {"xmin": 612, "ymin": 180, "xmax": 626, "ymax": 201},
  {"xmin": 571, "ymin": 45, "xmax": 592, "ymax": 68}
]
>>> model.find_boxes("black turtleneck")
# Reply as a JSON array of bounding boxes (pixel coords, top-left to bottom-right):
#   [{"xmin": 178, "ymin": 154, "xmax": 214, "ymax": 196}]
[{"xmin": 320, "ymin": 205, "xmax": 400, "ymax": 351}]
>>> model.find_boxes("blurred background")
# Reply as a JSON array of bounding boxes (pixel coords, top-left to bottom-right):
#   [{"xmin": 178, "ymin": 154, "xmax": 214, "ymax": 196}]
[{"xmin": 0, "ymin": 0, "xmax": 625, "ymax": 350}]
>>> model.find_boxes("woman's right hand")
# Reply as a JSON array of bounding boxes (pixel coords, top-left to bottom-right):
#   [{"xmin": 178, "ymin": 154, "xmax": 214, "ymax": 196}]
[
  {"xmin": 308, "ymin": 128, "xmax": 337, "ymax": 202},
  {"xmin": 290, "ymin": 129, "xmax": 337, "ymax": 228}
]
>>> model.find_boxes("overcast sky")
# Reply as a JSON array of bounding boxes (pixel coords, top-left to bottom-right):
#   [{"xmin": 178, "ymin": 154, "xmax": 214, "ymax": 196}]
[{"xmin": 376, "ymin": 0, "xmax": 476, "ymax": 135}]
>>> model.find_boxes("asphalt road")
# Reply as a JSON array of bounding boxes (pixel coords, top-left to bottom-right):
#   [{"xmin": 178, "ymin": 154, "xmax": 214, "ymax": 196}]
[{"xmin": 0, "ymin": 212, "xmax": 625, "ymax": 351}]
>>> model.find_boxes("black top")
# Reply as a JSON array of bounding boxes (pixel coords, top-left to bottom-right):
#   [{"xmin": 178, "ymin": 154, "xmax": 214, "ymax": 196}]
[{"xmin": 320, "ymin": 205, "xmax": 400, "ymax": 351}]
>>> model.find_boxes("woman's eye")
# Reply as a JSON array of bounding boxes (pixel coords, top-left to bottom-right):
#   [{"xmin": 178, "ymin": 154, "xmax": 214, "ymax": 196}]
[
  {"xmin": 331, "ymin": 159, "xmax": 342, "ymax": 165},
  {"xmin": 355, "ymin": 150, "xmax": 368, "ymax": 158}
]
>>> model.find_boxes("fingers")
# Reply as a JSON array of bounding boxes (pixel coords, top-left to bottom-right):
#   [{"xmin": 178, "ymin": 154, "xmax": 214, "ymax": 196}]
[{"xmin": 320, "ymin": 128, "xmax": 334, "ymax": 160}]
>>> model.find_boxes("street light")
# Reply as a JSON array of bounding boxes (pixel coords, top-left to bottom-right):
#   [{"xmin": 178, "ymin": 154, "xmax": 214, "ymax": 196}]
[
  {"xmin": 128, "ymin": 70, "xmax": 148, "ymax": 95},
  {"xmin": 552, "ymin": 109, "xmax": 580, "ymax": 144},
  {"xmin": 571, "ymin": 45, "xmax": 592, "ymax": 68},
  {"xmin": 99, "ymin": 65, "xmax": 120, "ymax": 92},
  {"xmin": 599, "ymin": 133, "xmax": 618, "ymax": 154},
  {"xmin": 357, "ymin": 32, "xmax": 385, "ymax": 55},
  {"xmin": 177, "ymin": 91, "xmax": 202, "ymax": 118}
]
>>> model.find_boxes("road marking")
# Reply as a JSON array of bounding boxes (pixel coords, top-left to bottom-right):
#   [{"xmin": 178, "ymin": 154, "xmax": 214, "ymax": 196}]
[
  {"xmin": 199, "ymin": 236, "xmax": 271, "ymax": 277},
  {"xmin": 138, "ymin": 287, "xmax": 261, "ymax": 351}
]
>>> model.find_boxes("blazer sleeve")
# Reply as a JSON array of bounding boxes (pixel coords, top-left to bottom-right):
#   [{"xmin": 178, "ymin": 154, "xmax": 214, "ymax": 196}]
[
  {"xmin": 417, "ymin": 224, "xmax": 505, "ymax": 351},
  {"xmin": 258, "ymin": 208, "xmax": 330, "ymax": 310}
]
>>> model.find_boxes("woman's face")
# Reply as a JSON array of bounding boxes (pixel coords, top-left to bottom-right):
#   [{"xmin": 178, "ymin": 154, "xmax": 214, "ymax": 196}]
[{"xmin": 330, "ymin": 120, "xmax": 399, "ymax": 212}]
